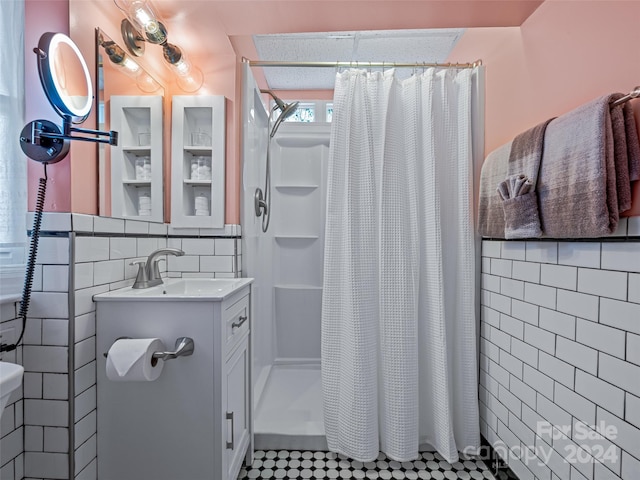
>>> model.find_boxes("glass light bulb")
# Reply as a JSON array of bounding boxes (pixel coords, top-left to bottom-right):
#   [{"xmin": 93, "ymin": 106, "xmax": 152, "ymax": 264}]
[
  {"xmin": 126, "ymin": 0, "xmax": 166, "ymax": 43},
  {"xmin": 129, "ymin": 2, "xmax": 154, "ymax": 30},
  {"xmin": 173, "ymin": 57, "xmax": 191, "ymax": 76},
  {"xmin": 121, "ymin": 57, "xmax": 140, "ymax": 74}
]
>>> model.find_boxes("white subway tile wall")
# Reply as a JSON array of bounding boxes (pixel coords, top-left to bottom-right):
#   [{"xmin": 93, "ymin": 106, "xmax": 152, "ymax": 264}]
[
  {"xmin": 70, "ymin": 229, "xmax": 241, "ymax": 479},
  {"xmin": 480, "ymin": 239, "xmax": 640, "ymax": 480},
  {"xmin": 6, "ymin": 214, "xmax": 242, "ymax": 480},
  {"xmin": 0, "ymin": 302, "xmax": 24, "ymax": 480}
]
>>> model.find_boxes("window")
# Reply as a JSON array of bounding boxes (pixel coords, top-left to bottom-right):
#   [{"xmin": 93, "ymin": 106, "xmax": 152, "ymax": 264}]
[
  {"xmin": 286, "ymin": 103, "xmax": 315, "ymax": 122},
  {"xmin": 0, "ymin": 0, "xmax": 26, "ymax": 302},
  {"xmin": 326, "ymin": 103, "xmax": 333, "ymax": 123},
  {"xmin": 270, "ymin": 100, "xmax": 333, "ymax": 123}
]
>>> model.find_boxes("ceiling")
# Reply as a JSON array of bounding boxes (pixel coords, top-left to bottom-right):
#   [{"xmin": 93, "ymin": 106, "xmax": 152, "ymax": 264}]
[
  {"xmin": 253, "ymin": 29, "xmax": 465, "ymax": 90},
  {"xmin": 86, "ymin": 0, "xmax": 545, "ymax": 92}
]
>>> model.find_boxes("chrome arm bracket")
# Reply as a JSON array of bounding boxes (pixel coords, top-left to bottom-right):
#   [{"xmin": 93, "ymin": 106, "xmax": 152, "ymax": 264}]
[{"xmin": 151, "ymin": 337, "xmax": 195, "ymax": 361}]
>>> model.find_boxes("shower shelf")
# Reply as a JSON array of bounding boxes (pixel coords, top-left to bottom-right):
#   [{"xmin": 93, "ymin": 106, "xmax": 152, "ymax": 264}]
[
  {"xmin": 274, "ymin": 235, "xmax": 319, "ymax": 240},
  {"xmin": 274, "ymin": 284, "xmax": 322, "ymax": 290},
  {"xmin": 274, "ymin": 185, "xmax": 318, "ymax": 190}
]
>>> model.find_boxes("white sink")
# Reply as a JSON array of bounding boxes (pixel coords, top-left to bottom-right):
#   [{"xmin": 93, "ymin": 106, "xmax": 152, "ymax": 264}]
[
  {"xmin": 0, "ymin": 361, "xmax": 24, "ymax": 418},
  {"xmin": 94, "ymin": 278, "xmax": 253, "ymax": 302}
]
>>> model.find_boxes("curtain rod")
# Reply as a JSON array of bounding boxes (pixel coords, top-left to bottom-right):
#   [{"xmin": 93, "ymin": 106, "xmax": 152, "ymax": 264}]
[{"xmin": 243, "ymin": 58, "xmax": 482, "ymax": 69}]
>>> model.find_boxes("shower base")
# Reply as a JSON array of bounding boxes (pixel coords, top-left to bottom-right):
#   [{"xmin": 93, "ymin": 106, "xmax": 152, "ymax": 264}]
[{"xmin": 254, "ymin": 363, "xmax": 327, "ymax": 451}]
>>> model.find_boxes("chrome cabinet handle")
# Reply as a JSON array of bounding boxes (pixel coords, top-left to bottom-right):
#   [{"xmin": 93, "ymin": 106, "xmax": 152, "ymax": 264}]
[
  {"xmin": 232, "ymin": 315, "xmax": 248, "ymax": 330},
  {"xmin": 226, "ymin": 411, "xmax": 234, "ymax": 449}
]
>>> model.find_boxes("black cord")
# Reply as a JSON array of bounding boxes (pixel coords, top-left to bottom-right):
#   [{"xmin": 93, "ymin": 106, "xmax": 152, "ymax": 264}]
[{"xmin": 0, "ymin": 164, "xmax": 47, "ymax": 353}]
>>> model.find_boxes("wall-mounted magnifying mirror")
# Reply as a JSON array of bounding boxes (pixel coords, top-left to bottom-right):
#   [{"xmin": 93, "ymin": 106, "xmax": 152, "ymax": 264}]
[
  {"xmin": 95, "ymin": 28, "xmax": 166, "ymax": 221},
  {"xmin": 41, "ymin": 32, "xmax": 92, "ymax": 121},
  {"xmin": 20, "ymin": 32, "xmax": 117, "ymax": 164}
]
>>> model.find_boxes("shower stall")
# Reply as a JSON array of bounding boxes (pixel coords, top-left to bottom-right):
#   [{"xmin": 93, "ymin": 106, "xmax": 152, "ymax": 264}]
[{"xmin": 241, "ymin": 64, "xmax": 331, "ymax": 450}]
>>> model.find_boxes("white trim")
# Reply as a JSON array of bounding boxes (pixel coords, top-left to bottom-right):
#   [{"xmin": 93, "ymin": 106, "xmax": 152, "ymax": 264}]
[{"xmin": 0, "ymin": 265, "xmax": 24, "ymax": 304}]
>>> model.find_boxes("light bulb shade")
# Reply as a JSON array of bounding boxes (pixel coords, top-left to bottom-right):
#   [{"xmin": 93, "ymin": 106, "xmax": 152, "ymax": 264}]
[
  {"xmin": 121, "ymin": 0, "xmax": 167, "ymax": 44},
  {"xmin": 176, "ymin": 66, "xmax": 203, "ymax": 93},
  {"xmin": 135, "ymin": 72, "xmax": 161, "ymax": 93}
]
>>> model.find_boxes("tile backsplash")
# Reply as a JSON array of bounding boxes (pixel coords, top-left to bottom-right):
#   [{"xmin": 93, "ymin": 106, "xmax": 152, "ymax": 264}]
[
  {"xmin": 0, "ymin": 302, "xmax": 24, "ymax": 480},
  {"xmin": 480, "ymin": 239, "xmax": 640, "ymax": 480},
  {"xmin": 1, "ymin": 214, "xmax": 241, "ymax": 480}
]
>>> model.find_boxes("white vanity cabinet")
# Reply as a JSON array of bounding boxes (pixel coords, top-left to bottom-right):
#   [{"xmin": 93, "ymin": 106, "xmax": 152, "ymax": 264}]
[
  {"xmin": 171, "ymin": 95, "xmax": 226, "ymax": 228},
  {"xmin": 95, "ymin": 281, "xmax": 253, "ymax": 480},
  {"xmin": 223, "ymin": 292, "xmax": 252, "ymax": 478},
  {"xmin": 110, "ymin": 95, "xmax": 164, "ymax": 222}
]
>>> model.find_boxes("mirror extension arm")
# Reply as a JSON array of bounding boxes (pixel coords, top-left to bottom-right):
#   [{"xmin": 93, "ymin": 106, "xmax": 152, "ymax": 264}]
[{"xmin": 20, "ymin": 117, "xmax": 118, "ymax": 164}]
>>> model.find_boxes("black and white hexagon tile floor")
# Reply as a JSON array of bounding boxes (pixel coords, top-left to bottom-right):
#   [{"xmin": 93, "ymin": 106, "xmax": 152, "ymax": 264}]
[{"xmin": 237, "ymin": 450, "xmax": 498, "ymax": 479}]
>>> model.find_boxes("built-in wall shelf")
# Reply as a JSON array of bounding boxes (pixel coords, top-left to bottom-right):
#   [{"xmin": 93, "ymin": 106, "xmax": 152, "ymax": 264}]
[
  {"xmin": 110, "ymin": 95, "xmax": 163, "ymax": 222},
  {"xmin": 184, "ymin": 146, "xmax": 213, "ymax": 155},
  {"xmin": 120, "ymin": 146, "xmax": 151, "ymax": 153},
  {"xmin": 184, "ymin": 180, "xmax": 213, "ymax": 186},
  {"xmin": 122, "ymin": 180, "xmax": 152, "ymax": 186},
  {"xmin": 171, "ymin": 95, "xmax": 225, "ymax": 229}
]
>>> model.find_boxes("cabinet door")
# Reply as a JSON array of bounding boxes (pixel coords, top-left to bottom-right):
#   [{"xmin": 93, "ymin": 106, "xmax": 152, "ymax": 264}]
[{"xmin": 225, "ymin": 336, "xmax": 250, "ymax": 480}]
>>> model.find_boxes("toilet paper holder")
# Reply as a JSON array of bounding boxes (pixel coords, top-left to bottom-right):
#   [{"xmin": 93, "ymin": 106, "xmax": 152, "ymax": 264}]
[{"xmin": 103, "ymin": 337, "xmax": 195, "ymax": 361}]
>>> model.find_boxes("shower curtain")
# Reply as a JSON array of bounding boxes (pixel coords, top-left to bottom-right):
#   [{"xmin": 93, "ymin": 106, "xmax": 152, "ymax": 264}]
[{"xmin": 321, "ymin": 68, "xmax": 480, "ymax": 463}]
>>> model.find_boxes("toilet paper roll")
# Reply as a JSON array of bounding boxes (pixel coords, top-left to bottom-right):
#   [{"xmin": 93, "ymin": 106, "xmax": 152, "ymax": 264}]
[{"xmin": 106, "ymin": 338, "xmax": 165, "ymax": 382}]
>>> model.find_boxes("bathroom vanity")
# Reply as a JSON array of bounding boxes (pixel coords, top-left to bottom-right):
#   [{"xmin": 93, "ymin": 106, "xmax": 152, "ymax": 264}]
[{"xmin": 94, "ymin": 278, "xmax": 253, "ymax": 480}]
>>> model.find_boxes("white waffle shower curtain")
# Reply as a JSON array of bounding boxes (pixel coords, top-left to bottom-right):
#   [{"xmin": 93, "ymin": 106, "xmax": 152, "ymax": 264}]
[{"xmin": 322, "ymin": 68, "xmax": 480, "ymax": 463}]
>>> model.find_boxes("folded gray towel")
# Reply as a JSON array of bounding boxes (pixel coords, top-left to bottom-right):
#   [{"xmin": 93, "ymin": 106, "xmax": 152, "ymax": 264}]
[
  {"xmin": 623, "ymin": 101, "xmax": 640, "ymax": 182},
  {"xmin": 497, "ymin": 174, "xmax": 542, "ymax": 239},
  {"xmin": 499, "ymin": 118, "xmax": 553, "ymax": 239},
  {"xmin": 539, "ymin": 94, "xmax": 623, "ymax": 237},
  {"xmin": 478, "ymin": 141, "xmax": 512, "ymax": 237}
]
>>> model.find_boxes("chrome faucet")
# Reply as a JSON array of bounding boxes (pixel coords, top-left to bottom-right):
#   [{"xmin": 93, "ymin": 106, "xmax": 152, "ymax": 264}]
[{"xmin": 131, "ymin": 247, "xmax": 185, "ymax": 289}]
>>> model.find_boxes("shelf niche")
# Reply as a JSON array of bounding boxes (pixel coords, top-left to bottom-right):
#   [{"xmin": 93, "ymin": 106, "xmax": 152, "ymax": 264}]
[
  {"xmin": 110, "ymin": 96, "xmax": 163, "ymax": 222},
  {"xmin": 171, "ymin": 96, "xmax": 226, "ymax": 228}
]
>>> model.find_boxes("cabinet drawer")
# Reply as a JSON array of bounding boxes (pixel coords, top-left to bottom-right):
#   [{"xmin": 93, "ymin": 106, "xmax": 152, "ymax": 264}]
[{"xmin": 224, "ymin": 294, "xmax": 249, "ymax": 353}]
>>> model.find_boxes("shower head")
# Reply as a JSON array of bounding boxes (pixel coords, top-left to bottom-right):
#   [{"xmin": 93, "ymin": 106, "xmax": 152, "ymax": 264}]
[
  {"xmin": 260, "ymin": 89, "xmax": 299, "ymax": 137},
  {"xmin": 270, "ymin": 100, "xmax": 299, "ymax": 137}
]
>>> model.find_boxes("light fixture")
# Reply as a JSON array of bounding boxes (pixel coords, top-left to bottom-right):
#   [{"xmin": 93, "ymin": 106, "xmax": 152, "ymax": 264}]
[
  {"xmin": 120, "ymin": 0, "xmax": 167, "ymax": 44},
  {"xmin": 161, "ymin": 42, "xmax": 203, "ymax": 93},
  {"xmin": 97, "ymin": 32, "xmax": 160, "ymax": 93},
  {"xmin": 116, "ymin": 0, "xmax": 203, "ymax": 92}
]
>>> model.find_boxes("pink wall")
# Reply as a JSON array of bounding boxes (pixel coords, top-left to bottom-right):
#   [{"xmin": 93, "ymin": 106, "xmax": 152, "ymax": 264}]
[
  {"xmin": 447, "ymin": 0, "xmax": 640, "ymax": 216},
  {"xmin": 25, "ymin": 0, "xmax": 71, "ymax": 212},
  {"xmin": 37, "ymin": 0, "xmax": 640, "ymax": 219}
]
